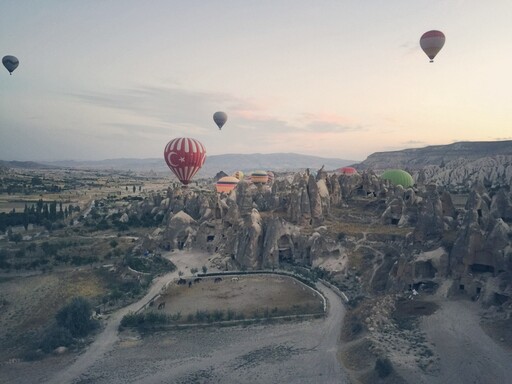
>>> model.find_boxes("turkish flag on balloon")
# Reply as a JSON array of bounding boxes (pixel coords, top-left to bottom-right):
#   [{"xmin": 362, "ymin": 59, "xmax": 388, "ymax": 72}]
[{"xmin": 164, "ymin": 137, "xmax": 206, "ymax": 185}]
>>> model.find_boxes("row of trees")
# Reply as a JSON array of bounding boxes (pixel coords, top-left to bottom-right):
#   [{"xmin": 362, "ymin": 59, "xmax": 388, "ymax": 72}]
[{"xmin": 0, "ymin": 199, "xmax": 80, "ymax": 232}]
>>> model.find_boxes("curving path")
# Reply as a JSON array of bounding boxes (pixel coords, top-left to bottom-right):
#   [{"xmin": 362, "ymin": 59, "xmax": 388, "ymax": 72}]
[
  {"xmin": 46, "ymin": 251, "xmax": 350, "ymax": 384},
  {"xmin": 45, "ymin": 250, "xmax": 215, "ymax": 384}
]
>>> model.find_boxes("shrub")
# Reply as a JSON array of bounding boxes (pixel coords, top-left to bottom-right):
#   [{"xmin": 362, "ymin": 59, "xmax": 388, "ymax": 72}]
[
  {"xmin": 375, "ymin": 357, "xmax": 393, "ymax": 378},
  {"xmin": 56, "ymin": 297, "xmax": 98, "ymax": 338}
]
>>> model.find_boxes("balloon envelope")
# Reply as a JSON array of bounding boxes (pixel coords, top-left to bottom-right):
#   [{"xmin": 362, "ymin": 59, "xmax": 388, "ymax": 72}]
[
  {"xmin": 338, "ymin": 166, "xmax": 358, "ymax": 175},
  {"xmin": 381, "ymin": 169, "xmax": 414, "ymax": 188},
  {"xmin": 2, "ymin": 55, "xmax": 19, "ymax": 74},
  {"xmin": 232, "ymin": 170, "xmax": 244, "ymax": 180},
  {"xmin": 420, "ymin": 30, "xmax": 445, "ymax": 62},
  {"xmin": 164, "ymin": 137, "xmax": 206, "ymax": 185},
  {"xmin": 213, "ymin": 111, "xmax": 227, "ymax": 130},
  {"xmin": 216, "ymin": 176, "xmax": 239, "ymax": 193},
  {"xmin": 251, "ymin": 170, "xmax": 269, "ymax": 184}
]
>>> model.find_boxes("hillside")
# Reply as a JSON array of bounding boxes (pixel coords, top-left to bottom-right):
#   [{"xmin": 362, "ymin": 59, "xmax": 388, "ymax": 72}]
[
  {"xmin": 40, "ymin": 153, "xmax": 356, "ymax": 177},
  {"xmin": 355, "ymin": 140, "xmax": 512, "ymax": 170}
]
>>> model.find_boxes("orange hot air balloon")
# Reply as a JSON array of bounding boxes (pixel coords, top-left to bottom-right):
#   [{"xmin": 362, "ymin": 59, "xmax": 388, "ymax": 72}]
[
  {"xmin": 251, "ymin": 170, "xmax": 269, "ymax": 184},
  {"xmin": 216, "ymin": 176, "xmax": 239, "ymax": 193},
  {"xmin": 420, "ymin": 30, "xmax": 445, "ymax": 62},
  {"xmin": 164, "ymin": 137, "xmax": 206, "ymax": 185}
]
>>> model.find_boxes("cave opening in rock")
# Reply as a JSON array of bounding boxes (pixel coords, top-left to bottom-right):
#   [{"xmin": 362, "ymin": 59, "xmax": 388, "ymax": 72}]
[
  {"xmin": 470, "ymin": 263, "xmax": 494, "ymax": 274},
  {"xmin": 278, "ymin": 235, "xmax": 293, "ymax": 262}
]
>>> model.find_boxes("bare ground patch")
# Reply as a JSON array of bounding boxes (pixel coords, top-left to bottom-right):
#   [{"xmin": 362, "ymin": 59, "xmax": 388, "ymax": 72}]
[
  {"xmin": 147, "ymin": 275, "xmax": 324, "ymax": 321},
  {"xmin": 481, "ymin": 317, "xmax": 512, "ymax": 352}
]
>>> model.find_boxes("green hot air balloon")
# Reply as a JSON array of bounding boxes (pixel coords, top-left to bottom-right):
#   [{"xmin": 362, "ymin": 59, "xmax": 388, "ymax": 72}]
[{"xmin": 381, "ymin": 169, "xmax": 414, "ymax": 188}]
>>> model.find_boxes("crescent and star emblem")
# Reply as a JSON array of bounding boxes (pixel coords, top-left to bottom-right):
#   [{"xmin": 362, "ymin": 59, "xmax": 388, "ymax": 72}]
[{"xmin": 167, "ymin": 152, "xmax": 187, "ymax": 167}]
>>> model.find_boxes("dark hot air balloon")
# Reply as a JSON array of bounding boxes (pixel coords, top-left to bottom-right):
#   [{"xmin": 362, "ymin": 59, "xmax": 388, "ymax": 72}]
[
  {"xmin": 2, "ymin": 55, "xmax": 19, "ymax": 75},
  {"xmin": 213, "ymin": 111, "xmax": 227, "ymax": 130},
  {"xmin": 164, "ymin": 137, "xmax": 206, "ymax": 185},
  {"xmin": 420, "ymin": 30, "xmax": 445, "ymax": 63}
]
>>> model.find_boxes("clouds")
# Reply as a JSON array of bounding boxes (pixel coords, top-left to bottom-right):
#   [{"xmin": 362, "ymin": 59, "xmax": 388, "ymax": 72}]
[{"xmin": 2, "ymin": 2, "xmax": 512, "ymax": 162}]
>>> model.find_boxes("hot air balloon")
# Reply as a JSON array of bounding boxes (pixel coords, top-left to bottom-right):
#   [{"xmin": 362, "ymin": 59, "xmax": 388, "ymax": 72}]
[
  {"xmin": 213, "ymin": 111, "xmax": 227, "ymax": 130},
  {"xmin": 216, "ymin": 176, "xmax": 239, "ymax": 193},
  {"xmin": 2, "ymin": 55, "xmax": 19, "ymax": 75},
  {"xmin": 381, "ymin": 169, "xmax": 414, "ymax": 188},
  {"xmin": 232, "ymin": 170, "xmax": 244, "ymax": 181},
  {"xmin": 164, "ymin": 137, "xmax": 206, "ymax": 186},
  {"xmin": 251, "ymin": 170, "xmax": 269, "ymax": 184},
  {"xmin": 420, "ymin": 30, "xmax": 445, "ymax": 63},
  {"xmin": 266, "ymin": 171, "xmax": 274, "ymax": 184},
  {"xmin": 337, "ymin": 166, "xmax": 358, "ymax": 175}
]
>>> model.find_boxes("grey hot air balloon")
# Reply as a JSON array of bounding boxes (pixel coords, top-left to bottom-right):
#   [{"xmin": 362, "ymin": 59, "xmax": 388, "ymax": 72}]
[
  {"xmin": 213, "ymin": 111, "xmax": 227, "ymax": 130},
  {"xmin": 420, "ymin": 30, "xmax": 445, "ymax": 63},
  {"xmin": 2, "ymin": 55, "xmax": 19, "ymax": 75}
]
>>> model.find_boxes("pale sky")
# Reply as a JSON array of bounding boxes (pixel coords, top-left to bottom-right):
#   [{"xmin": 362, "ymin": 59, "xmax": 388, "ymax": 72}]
[{"xmin": 1, "ymin": 1, "xmax": 511, "ymax": 162}]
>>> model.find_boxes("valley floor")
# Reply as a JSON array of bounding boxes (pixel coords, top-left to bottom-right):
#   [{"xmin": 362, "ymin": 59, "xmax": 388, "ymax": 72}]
[{"xmin": 1, "ymin": 251, "xmax": 511, "ymax": 384}]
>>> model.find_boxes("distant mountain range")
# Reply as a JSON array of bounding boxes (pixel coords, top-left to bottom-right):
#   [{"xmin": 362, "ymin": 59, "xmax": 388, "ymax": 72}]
[
  {"xmin": 2, "ymin": 140, "xmax": 511, "ymax": 177},
  {"xmin": 0, "ymin": 153, "xmax": 356, "ymax": 177}
]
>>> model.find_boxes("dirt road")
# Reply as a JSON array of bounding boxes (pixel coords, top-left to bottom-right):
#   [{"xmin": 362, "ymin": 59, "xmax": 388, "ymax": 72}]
[
  {"xmin": 398, "ymin": 299, "xmax": 512, "ymax": 384},
  {"xmin": 43, "ymin": 251, "xmax": 350, "ymax": 384},
  {"xmin": 44, "ymin": 250, "xmax": 216, "ymax": 384}
]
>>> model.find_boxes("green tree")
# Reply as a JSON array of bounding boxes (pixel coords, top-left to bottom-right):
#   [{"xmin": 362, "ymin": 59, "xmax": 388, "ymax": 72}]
[
  {"xmin": 56, "ymin": 297, "xmax": 97, "ymax": 338},
  {"xmin": 202, "ymin": 265, "xmax": 208, "ymax": 274}
]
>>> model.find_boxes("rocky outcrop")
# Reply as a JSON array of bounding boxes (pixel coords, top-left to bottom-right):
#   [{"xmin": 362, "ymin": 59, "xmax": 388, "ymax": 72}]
[{"xmin": 356, "ymin": 141, "xmax": 512, "ymax": 171}]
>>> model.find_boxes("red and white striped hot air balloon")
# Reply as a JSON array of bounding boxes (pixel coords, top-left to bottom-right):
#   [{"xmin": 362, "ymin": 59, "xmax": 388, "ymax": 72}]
[
  {"xmin": 420, "ymin": 30, "xmax": 445, "ymax": 63},
  {"xmin": 164, "ymin": 137, "xmax": 206, "ymax": 185}
]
